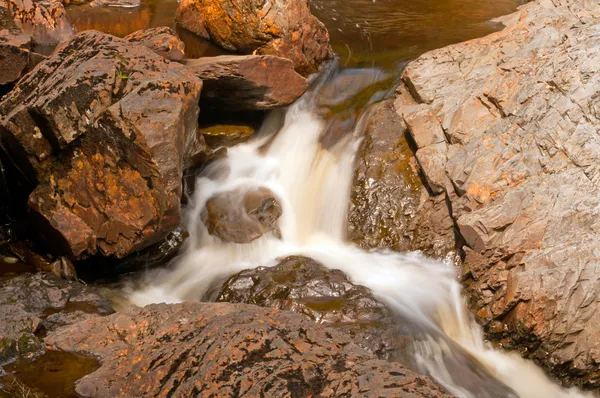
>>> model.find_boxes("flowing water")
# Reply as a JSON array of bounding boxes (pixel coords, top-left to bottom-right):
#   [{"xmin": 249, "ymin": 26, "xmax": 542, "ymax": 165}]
[{"xmin": 60, "ymin": 0, "xmax": 590, "ymax": 396}]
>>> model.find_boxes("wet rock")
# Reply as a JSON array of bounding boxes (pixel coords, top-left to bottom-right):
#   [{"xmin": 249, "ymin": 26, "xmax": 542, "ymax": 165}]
[
  {"xmin": 6, "ymin": 0, "xmax": 74, "ymax": 45},
  {"xmin": 46, "ymin": 302, "xmax": 452, "ymax": 397},
  {"xmin": 0, "ymin": 272, "xmax": 113, "ymax": 363},
  {"xmin": 124, "ymin": 26, "xmax": 185, "ymax": 62},
  {"xmin": 215, "ymin": 255, "xmax": 401, "ymax": 359},
  {"xmin": 398, "ymin": 0, "xmax": 600, "ymax": 387},
  {"xmin": 88, "ymin": 0, "xmax": 141, "ymax": 7},
  {"xmin": 184, "ymin": 54, "xmax": 308, "ymax": 111},
  {"xmin": 319, "ymin": 67, "xmax": 390, "ymax": 108},
  {"xmin": 349, "ymin": 99, "xmax": 456, "ymax": 258},
  {"xmin": 199, "ymin": 123, "xmax": 256, "ymax": 148},
  {"xmin": 201, "ymin": 186, "xmax": 282, "ymax": 243},
  {"xmin": 0, "ymin": 31, "xmax": 202, "ymax": 260},
  {"xmin": 175, "ymin": 0, "xmax": 333, "ymax": 74}
]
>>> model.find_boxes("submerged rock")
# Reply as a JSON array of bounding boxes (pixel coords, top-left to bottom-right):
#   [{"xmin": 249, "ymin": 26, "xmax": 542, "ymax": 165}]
[
  {"xmin": 215, "ymin": 255, "xmax": 401, "ymax": 359},
  {"xmin": 175, "ymin": 0, "xmax": 333, "ymax": 74},
  {"xmin": 201, "ymin": 187, "xmax": 282, "ymax": 244},
  {"xmin": 398, "ymin": 0, "xmax": 600, "ymax": 387},
  {"xmin": 124, "ymin": 26, "xmax": 185, "ymax": 62},
  {"xmin": 0, "ymin": 31, "xmax": 202, "ymax": 260},
  {"xmin": 184, "ymin": 54, "xmax": 308, "ymax": 111},
  {"xmin": 0, "ymin": 272, "xmax": 113, "ymax": 364},
  {"xmin": 46, "ymin": 302, "xmax": 452, "ymax": 397},
  {"xmin": 348, "ymin": 99, "xmax": 456, "ymax": 259}
]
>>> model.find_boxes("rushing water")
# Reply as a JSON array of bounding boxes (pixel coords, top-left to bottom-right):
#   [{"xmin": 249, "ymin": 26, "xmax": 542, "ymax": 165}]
[{"xmin": 130, "ymin": 70, "xmax": 588, "ymax": 397}]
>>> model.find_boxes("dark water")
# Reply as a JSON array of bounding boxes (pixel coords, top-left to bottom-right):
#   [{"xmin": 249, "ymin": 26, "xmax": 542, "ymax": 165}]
[{"xmin": 67, "ymin": 0, "xmax": 520, "ymax": 69}]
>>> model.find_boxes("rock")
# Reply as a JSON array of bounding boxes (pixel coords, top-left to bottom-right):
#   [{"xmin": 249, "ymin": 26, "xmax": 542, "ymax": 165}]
[
  {"xmin": 348, "ymin": 99, "xmax": 456, "ymax": 258},
  {"xmin": 88, "ymin": 0, "xmax": 141, "ymax": 7},
  {"xmin": 201, "ymin": 186, "xmax": 282, "ymax": 243},
  {"xmin": 319, "ymin": 67, "xmax": 390, "ymax": 108},
  {"xmin": 175, "ymin": 0, "xmax": 333, "ymax": 74},
  {"xmin": 214, "ymin": 255, "xmax": 401, "ymax": 359},
  {"xmin": 199, "ymin": 122, "xmax": 256, "ymax": 148},
  {"xmin": 0, "ymin": 31, "xmax": 202, "ymax": 260},
  {"xmin": 124, "ymin": 27, "xmax": 185, "ymax": 62},
  {"xmin": 6, "ymin": 0, "xmax": 74, "ymax": 45},
  {"xmin": 46, "ymin": 302, "xmax": 452, "ymax": 397},
  {"xmin": 397, "ymin": 0, "xmax": 600, "ymax": 387},
  {"xmin": 0, "ymin": 272, "xmax": 113, "ymax": 364},
  {"xmin": 184, "ymin": 55, "xmax": 308, "ymax": 111}
]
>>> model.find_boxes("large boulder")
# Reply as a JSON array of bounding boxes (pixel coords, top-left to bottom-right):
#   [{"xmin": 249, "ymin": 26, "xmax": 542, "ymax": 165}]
[
  {"xmin": 175, "ymin": 0, "xmax": 333, "ymax": 74},
  {"xmin": 397, "ymin": 0, "xmax": 600, "ymax": 388},
  {"xmin": 214, "ymin": 255, "xmax": 401, "ymax": 359},
  {"xmin": 46, "ymin": 302, "xmax": 452, "ymax": 397},
  {"xmin": 201, "ymin": 186, "xmax": 282, "ymax": 243},
  {"xmin": 184, "ymin": 54, "xmax": 308, "ymax": 111},
  {"xmin": 348, "ymin": 99, "xmax": 456, "ymax": 259},
  {"xmin": 0, "ymin": 272, "xmax": 113, "ymax": 364},
  {"xmin": 0, "ymin": 31, "xmax": 202, "ymax": 259}
]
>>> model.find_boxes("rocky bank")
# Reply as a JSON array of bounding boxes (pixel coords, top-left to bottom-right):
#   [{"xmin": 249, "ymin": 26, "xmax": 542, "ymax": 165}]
[{"xmin": 389, "ymin": 0, "xmax": 600, "ymax": 388}]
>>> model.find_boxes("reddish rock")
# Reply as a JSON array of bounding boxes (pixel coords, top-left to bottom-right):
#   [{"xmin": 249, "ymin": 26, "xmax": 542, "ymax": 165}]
[
  {"xmin": 0, "ymin": 30, "xmax": 44, "ymax": 86},
  {"xmin": 184, "ymin": 54, "xmax": 308, "ymax": 111},
  {"xmin": 215, "ymin": 255, "xmax": 402, "ymax": 359},
  {"xmin": 46, "ymin": 302, "xmax": 452, "ymax": 397},
  {"xmin": 6, "ymin": 0, "xmax": 74, "ymax": 45},
  {"xmin": 124, "ymin": 27, "xmax": 185, "ymax": 62},
  {"xmin": 201, "ymin": 186, "xmax": 282, "ymax": 243},
  {"xmin": 0, "ymin": 31, "xmax": 202, "ymax": 259},
  {"xmin": 175, "ymin": 0, "xmax": 333, "ymax": 74}
]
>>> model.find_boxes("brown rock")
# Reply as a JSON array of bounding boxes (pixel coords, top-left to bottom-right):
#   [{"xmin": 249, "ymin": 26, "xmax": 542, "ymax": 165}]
[
  {"xmin": 214, "ymin": 255, "xmax": 402, "ymax": 359},
  {"xmin": 175, "ymin": 0, "xmax": 333, "ymax": 74},
  {"xmin": 201, "ymin": 186, "xmax": 282, "ymax": 243},
  {"xmin": 348, "ymin": 99, "xmax": 456, "ymax": 259},
  {"xmin": 0, "ymin": 30, "xmax": 43, "ymax": 86},
  {"xmin": 6, "ymin": 0, "xmax": 74, "ymax": 45},
  {"xmin": 398, "ymin": 0, "xmax": 600, "ymax": 388},
  {"xmin": 46, "ymin": 302, "xmax": 452, "ymax": 397},
  {"xmin": 124, "ymin": 26, "xmax": 185, "ymax": 62},
  {"xmin": 0, "ymin": 31, "xmax": 202, "ymax": 259},
  {"xmin": 199, "ymin": 122, "xmax": 256, "ymax": 148},
  {"xmin": 184, "ymin": 54, "xmax": 308, "ymax": 111}
]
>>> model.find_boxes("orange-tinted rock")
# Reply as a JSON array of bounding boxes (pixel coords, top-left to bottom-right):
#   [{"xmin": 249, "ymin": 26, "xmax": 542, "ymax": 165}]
[
  {"xmin": 0, "ymin": 31, "xmax": 202, "ymax": 259},
  {"xmin": 184, "ymin": 54, "xmax": 308, "ymax": 110},
  {"xmin": 46, "ymin": 302, "xmax": 452, "ymax": 397},
  {"xmin": 124, "ymin": 26, "xmax": 185, "ymax": 62},
  {"xmin": 6, "ymin": 0, "xmax": 74, "ymax": 45},
  {"xmin": 176, "ymin": 0, "xmax": 333, "ymax": 74}
]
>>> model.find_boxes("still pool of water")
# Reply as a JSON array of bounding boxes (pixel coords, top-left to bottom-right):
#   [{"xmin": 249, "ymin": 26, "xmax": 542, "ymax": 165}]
[{"xmin": 66, "ymin": 0, "xmax": 521, "ymax": 69}]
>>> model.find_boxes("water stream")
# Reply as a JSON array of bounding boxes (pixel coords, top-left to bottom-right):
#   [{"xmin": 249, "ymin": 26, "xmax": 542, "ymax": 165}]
[{"xmin": 130, "ymin": 71, "xmax": 588, "ymax": 398}]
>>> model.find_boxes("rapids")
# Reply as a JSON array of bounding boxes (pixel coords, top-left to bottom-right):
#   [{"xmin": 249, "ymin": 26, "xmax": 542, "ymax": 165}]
[{"xmin": 130, "ymin": 69, "xmax": 589, "ymax": 398}]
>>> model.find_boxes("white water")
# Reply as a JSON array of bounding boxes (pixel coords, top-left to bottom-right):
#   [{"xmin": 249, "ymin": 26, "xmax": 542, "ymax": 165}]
[{"xmin": 130, "ymin": 74, "xmax": 587, "ymax": 398}]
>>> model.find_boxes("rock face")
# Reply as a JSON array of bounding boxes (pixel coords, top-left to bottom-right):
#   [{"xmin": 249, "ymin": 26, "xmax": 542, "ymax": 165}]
[
  {"xmin": 397, "ymin": 0, "xmax": 600, "ymax": 388},
  {"xmin": 184, "ymin": 55, "xmax": 308, "ymax": 111},
  {"xmin": 215, "ymin": 255, "xmax": 400, "ymax": 359},
  {"xmin": 6, "ymin": 0, "xmax": 74, "ymax": 45},
  {"xmin": 175, "ymin": 0, "xmax": 333, "ymax": 74},
  {"xmin": 124, "ymin": 27, "xmax": 185, "ymax": 62},
  {"xmin": 201, "ymin": 187, "xmax": 282, "ymax": 243},
  {"xmin": 46, "ymin": 302, "xmax": 452, "ymax": 397},
  {"xmin": 0, "ymin": 31, "xmax": 202, "ymax": 259},
  {"xmin": 349, "ymin": 99, "xmax": 456, "ymax": 259},
  {"xmin": 0, "ymin": 272, "xmax": 113, "ymax": 364}
]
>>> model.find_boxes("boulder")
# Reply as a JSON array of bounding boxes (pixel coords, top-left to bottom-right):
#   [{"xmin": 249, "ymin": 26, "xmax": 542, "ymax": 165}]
[
  {"xmin": 0, "ymin": 272, "xmax": 113, "ymax": 364},
  {"xmin": 201, "ymin": 186, "xmax": 282, "ymax": 243},
  {"xmin": 124, "ymin": 27, "xmax": 185, "ymax": 62},
  {"xmin": 46, "ymin": 302, "xmax": 452, "ymax": 397},
  {"xmin": 397, "ymin": 0, "xmax": 600, "ymax": 387},
  {"xmin": 184, "ymin": 54, "xmax": 308, "ymax": 111},
  {"xmin": 0, "ymin": 31, "xmax": 202, "ymax": 259},
  {"xmin": 214, "ymin": 255, "xmax": 401, "ymax": 359},
  {"xmin": 348, "ymin": 99, "xmax": 456, "ymax": 259},
  {"xmin": 199, "ymin": 122, "xmax": 256, "ymax": 148},
  {"xmin": 175, "ymin": 0, "xmax": 333, "ymax": 74},
  {"xmin": 5, "ymin": 0, "xmax": 74, "ymax": 45}
]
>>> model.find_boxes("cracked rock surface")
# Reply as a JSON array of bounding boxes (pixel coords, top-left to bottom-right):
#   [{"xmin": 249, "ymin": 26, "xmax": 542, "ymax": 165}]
[
  {"xmin": 46, "ymin": 302, "xmax": 452, "ymax": 397},
  {"xmin": 397, "ymin": 0, "xmax": 600, "ymax": 388}
]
